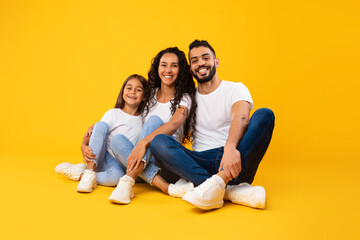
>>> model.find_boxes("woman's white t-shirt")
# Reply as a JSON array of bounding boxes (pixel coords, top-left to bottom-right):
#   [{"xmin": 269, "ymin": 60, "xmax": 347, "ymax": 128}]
[
  {"xmin": 100, "ymin": 108, "xmax": 143, "ymax": 157},
  {"xmin": 145, "ymin": 89, "xmax": 192, "ymax": 142}
]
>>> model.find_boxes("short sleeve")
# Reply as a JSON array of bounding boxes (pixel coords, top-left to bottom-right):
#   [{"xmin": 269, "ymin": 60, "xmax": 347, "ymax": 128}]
[
  {"xmin": 179, "ymin": 93, "xmax": 192, "ymax": 114},
  {"xmin": 230, "ymin": 83, "xmax": 254, "ymax": 110},
  {"xmin": 100, "ymin": 109, "xmax": 114, "ymax": 128}
]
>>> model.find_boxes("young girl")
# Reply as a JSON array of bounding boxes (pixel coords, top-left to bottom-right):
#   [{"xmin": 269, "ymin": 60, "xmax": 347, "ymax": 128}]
[
  {"xmin": 55, "ymin": 74, "xmax": 148, "ymax": 190},
  {"xmin": 107, "ymin": 47, "xmax": 197, "ymax": 204}
]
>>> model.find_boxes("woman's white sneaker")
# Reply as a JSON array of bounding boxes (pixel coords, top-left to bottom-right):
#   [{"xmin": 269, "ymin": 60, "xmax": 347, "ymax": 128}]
[
  {"xmin": 55, "ymin": 162, "xmax": 86, "ymax": 181},
  {"xmin": 108, "ymin": 175, "xmax": 135, "ymax": 204},
  {"xmin": 182, "ymin": 175, "xmax": 225, "ymax": 210},
  {"xmin": 224, "ymin": 183, "xmax": 266, "ymax": 209},
  {"xmin": 168, "ymin": 178, "xmax": 194, "ymax": 198},
  {"xmin": 77, "ymin": 169, "xmax": 97, "ymax": 193}
]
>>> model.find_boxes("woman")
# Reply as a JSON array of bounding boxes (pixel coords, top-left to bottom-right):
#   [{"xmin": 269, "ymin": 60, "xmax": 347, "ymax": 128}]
[{"xmin": 108, "ymin": 47, "xmax": 197, "ymax": 204}]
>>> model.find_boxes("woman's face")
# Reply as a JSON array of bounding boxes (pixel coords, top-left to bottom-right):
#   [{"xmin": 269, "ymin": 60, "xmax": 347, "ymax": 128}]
[
  {"xmin": 158, "ymin": 53, "xmax": 179, "ymax": 87},
  {"xmin": 122, "ymin": 78, "xmax": 145, "ymax": 108}
]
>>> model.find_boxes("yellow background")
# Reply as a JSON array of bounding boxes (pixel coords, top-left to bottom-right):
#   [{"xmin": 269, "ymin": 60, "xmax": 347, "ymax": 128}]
[{"xmin": 1, "ymin": 0, "xmax": 359, "ymax": 239}]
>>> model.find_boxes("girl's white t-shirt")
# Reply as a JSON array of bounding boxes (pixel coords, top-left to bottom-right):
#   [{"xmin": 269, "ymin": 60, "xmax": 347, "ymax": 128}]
[
  {"xmin": 100, "ymin": 108, "xmax": 143, "ymax": 157},
  {"xmin": 192, "ymin": 80, "xmax": 254, "ymax": 152},
  {"xmin": 145, "ymin": 89, "xmax": 192, "ymax": 142}
]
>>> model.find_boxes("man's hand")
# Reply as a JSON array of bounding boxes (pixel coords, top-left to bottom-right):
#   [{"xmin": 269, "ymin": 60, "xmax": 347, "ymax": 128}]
[
  {"xmin": 218, "ymin": 146, "xmax": 242, "ymax": 181},
  {"xmin": 81, "ymin": 145, "xmax": 96, "ymax": 164},
  {"xmin": 127, "ymin": 140, "xmax": 147, "ymax": 172}
]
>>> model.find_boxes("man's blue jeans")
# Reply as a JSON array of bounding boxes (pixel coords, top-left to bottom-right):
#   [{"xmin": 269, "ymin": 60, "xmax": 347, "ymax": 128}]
[{"xmin": 150, "ymin": 108, "xmax": 275, "ymax": 186}]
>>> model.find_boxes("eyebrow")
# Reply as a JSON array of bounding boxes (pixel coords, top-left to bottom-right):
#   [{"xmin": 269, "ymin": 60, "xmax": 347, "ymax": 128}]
[
  {"xmin": 190, "ymin": 53, "xmax": 211, "ymax": 61},
  {"xmin": 160, "ymin": 61, "xmax": 178, "ymax": 64},
  {"xmin": 126, "ymin": 83, "xmax": 143, "ymax": 89}
]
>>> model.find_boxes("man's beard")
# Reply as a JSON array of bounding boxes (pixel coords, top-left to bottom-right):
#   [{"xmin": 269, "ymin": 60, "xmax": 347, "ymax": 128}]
[{"xmin": 192, "ymin": 64, "xmax": 216, "ymax": 83}]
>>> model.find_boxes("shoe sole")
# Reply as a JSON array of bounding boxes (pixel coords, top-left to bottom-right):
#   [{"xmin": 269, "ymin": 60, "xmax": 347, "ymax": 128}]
[
  {"xmin": 77, "ymin": 184, "xmax": 97, "ymax": 193},
  {"xmin": 182, "ymin": 194, "xmax": 224, "ymax": 210},
  {"xmin": 108, "ymin": 192, "xmax": 134, "ymax": 204},
  {"xmin": 231, "ymin": 188, "xmax": 266, "ymax": 209}
]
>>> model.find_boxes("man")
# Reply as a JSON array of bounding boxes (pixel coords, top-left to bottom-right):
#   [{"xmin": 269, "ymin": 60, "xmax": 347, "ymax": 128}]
[{"xmin": 150, "ymin": 40, "xmax": 275, "ymax": 210}]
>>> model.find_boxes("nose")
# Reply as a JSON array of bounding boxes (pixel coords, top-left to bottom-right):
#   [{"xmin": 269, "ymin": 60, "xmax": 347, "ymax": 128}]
[
  {"xmin": 198, "ymin": 58, "xmax": 205, "ymax": 66},
  {"xmin": 165, "ymin": 66, "xmax": 172, "ymax": 73}
]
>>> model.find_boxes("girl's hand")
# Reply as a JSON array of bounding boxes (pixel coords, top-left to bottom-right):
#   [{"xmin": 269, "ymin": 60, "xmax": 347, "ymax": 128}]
[
  {"xmin": 81, "ymin": 145, "xmax": 96, "ymax": 164},
  {"xmin": 127, "ymin": 141, "xmax": 147, "ymax": 172}
]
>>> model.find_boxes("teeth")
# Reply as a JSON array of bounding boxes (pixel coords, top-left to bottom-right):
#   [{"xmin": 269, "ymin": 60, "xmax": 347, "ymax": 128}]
[
  {"xmin": 164, "ymin": 75, "xmax": 172, "ymax": 79},
  {"xmin": 199, "ymin": 69, "xmax": 207, "ymax": 73}
]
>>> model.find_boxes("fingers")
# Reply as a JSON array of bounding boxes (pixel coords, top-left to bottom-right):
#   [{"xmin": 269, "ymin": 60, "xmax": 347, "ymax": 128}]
[
  {"xmin": 135, "ymin": 159, "xmax": 141, "ymax": 170},
  {"xmin": 127, "ymin": 159, "xmax": 135, "ymax": 173}
]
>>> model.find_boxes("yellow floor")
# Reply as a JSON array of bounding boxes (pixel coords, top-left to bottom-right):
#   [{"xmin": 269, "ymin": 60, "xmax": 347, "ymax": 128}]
[{"xmin": 1, "ymin": 152, "xmax": 358, "ymax": 240}]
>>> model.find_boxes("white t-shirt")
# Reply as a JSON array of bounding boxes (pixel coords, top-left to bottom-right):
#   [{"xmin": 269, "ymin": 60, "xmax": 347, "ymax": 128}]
[
  {"xmin": 145, "ymin": 89, "xmax": 192, "ymax": 142},
  {"xmin": 100, "ymin": 108, "xmax": 143, "ymax": 157},
  {"xmin": 192, "ymin": 80, "xmax": 254, "ymax": 151}
]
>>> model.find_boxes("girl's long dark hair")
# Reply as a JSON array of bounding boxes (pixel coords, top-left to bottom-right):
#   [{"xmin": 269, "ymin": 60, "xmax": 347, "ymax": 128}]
[
  {"xmin": 148, "ymin": 47, "xmax": 197, "ymax": 144},
  {"xmin": 115, "ymin": 74, "xmax": 149, "ymax": 114}
]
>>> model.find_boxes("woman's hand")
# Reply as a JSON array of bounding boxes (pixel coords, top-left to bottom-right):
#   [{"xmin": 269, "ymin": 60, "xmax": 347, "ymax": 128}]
[
  {"xmin": 127, "ymin": 140, "xmax": 147, "ymax": 172},
  {"xmin": 81, "ymin": 144, "xmax": 96, "ymax": 164},
  {"xmin": 85, "ymin": 124, "xmax": 95, "ymax": 138}
]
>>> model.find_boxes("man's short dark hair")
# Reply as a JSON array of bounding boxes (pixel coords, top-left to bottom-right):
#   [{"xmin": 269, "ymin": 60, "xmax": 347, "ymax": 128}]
[{"xmin": 188, "ymin": 40, "xmax": 216, "ymax": 58}]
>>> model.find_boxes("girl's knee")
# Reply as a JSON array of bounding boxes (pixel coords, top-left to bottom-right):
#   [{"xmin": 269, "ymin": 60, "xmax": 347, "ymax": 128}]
[{"xmin": 94, "ymin": 121, "xmax": 109, "ymax": 133}]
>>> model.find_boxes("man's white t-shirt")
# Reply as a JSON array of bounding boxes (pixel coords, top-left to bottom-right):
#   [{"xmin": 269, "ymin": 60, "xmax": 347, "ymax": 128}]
[
  {"xmin": 145, "ymin": 89, "xmax": 192, "ymax": 142},
  {"xmin": 192, "ymin": 80, "xmax": 254, "ymax": 152},
  {"xmin": 100, "ymin": 108, "xmax": 143, "ymax": 157}
]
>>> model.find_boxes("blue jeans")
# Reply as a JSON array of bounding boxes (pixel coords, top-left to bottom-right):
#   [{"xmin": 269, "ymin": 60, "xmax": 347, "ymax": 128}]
[
  {"xmin": 110, "ymin": 116, "xmax": 179, "ymax": 184},
  {"xmin": 150, "ymin": 108, "xmax": 275, "ymax": 186},
  {"xmin": 89, "ymin": 121, "xmax": 126, "ymax": 186}
]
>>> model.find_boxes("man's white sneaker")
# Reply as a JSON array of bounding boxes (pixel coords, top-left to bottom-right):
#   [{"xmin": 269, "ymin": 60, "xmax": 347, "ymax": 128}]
[
  {"xmin": 224, "ymin": 183, "xmax": 266, "ymax": 209},
  {"xmin": 108, "ymin": 175, "xmax": 135, "ymax": 204},
  {"xmin": 182, "ymin": 175, "xmax": 225, "ymax": 210},
  {"xmin": 77, "ymin": 169, "xmax": 97, "ymax": 193},
  {"xmin": 55, "ymin": 162, "xmax": 86, "ymax": 181},
  {"xmin": 168, "ymin": 178, "xmax": 194, "ymax": 198}
]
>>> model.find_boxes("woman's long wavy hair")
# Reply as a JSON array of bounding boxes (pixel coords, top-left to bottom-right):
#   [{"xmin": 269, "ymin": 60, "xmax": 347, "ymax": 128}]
[
  {"xmin": 115, "ymin": 74, "xmax": 149, "ymax": 115},
  {"xmin": 147, "ymin": 47, "xmax": 197, "ymax": 144}
]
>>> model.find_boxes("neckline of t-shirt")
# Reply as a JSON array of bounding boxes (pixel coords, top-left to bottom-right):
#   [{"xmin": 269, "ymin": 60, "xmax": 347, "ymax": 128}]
[
  {"xmin": 116, "ymin": 108, "xmax": 142, "ymax": 118},
  {"xmin": 197, "ymin": 80, "xmax": 226, "ymax": 97},
  {"xmin": 155, "ymin": 88, "xmax": 173, "ymax": 104}
]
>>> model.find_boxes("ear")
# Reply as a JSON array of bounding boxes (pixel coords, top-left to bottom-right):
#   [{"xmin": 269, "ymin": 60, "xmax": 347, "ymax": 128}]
[{"xmin": 215, "ymin": 58, "xmax": 220, "ymax": 68}]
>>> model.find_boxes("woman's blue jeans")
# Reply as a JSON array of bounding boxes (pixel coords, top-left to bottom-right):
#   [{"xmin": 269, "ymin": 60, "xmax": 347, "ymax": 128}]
[
  {"xmin": 110, "ymin": 116, "xmax": 178, "ymax": 184},
  {"xmin": 150, "ymin": 108, "xmax": 275, "ymax": 187},
  {"xmin": 88, "ymin": 121, "xmax": 126, "ymax": 186}
]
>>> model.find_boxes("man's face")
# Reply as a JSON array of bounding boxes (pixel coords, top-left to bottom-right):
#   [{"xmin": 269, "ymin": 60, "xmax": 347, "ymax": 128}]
[{"xmin": 189, "ymin": 46, "xmax": 218, "ymax": 83}]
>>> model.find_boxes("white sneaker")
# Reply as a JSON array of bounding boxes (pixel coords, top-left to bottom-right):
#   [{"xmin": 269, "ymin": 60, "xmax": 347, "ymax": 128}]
[
  {"xmin": 182, "ymin": 176, "xmax": 225, "ymax": 210},
  {"xmin": 224, "ymin": 183, "xmax": 266, "ymax": 209},
  {"xmin": 77, "ymin": 169, "xmax": 97, "ymax": 193},
  {"xmin": 108, "ymin": 175, "xmax": 135, "ymax": 204},
  {"xmin": 55, "ymin": 162, "xmax": 86, "ymax": 181},
  {"xmin": 168, "ymin": 178, "xmax": 194, "ymax": 198}
]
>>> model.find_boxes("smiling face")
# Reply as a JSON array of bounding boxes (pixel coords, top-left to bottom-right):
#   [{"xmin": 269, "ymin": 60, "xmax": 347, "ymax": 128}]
[
  {"xmin": 122, "ymin": 78, "xmax": 145, "ymax": 108},
  {"xmin": 189, "ymin": 46, "xmax": 219, "ymax": 83},
  {"xmin": 158, "ymin": 53, "xmax": 179, "ymax": 87}
]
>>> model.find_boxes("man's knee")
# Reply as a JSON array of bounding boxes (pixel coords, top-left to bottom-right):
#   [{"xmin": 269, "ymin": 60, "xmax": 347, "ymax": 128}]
[
  {"xmin": 253, "ymin": 108, "xmax": 275, "ymax": 127},
  {"xmin": 150, "ymin": 134, "xmax": 175, "ymax": 154}
]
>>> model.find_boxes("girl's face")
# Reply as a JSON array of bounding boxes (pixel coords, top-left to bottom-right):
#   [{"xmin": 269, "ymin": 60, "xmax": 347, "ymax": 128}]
[
  {"xmin": 158, "ymin": 53, "xmax": 179, "ymax": 87},
  {"xmin": 122, "ymin": 78, "xmax": 145, "ymax": 108}
]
